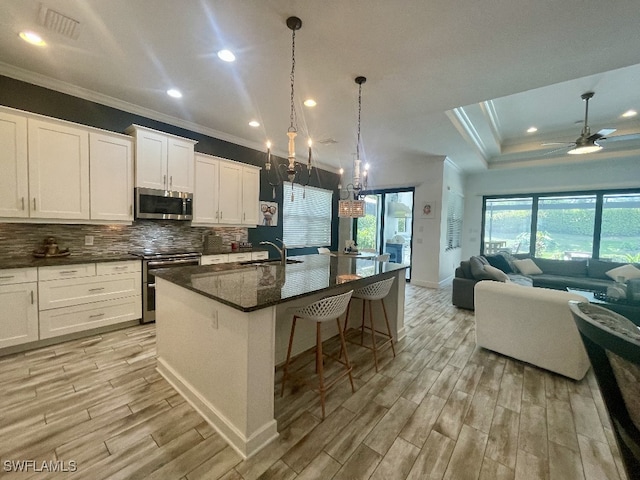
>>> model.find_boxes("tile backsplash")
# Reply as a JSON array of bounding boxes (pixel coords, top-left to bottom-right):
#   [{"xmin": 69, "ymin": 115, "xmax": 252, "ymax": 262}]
[{"xmin": 0, "ymin": 221, "xmax": 248, "ymax": 259}]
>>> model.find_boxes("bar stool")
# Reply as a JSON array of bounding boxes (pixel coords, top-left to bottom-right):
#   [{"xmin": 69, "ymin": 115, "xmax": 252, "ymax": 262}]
[
  {"xmin": 281, "ymin": 290, "xmax": 355, "ymax": 419},
  {"xmin": 344, "ymin": 277, "xmax": 396, "ymax": 371}
]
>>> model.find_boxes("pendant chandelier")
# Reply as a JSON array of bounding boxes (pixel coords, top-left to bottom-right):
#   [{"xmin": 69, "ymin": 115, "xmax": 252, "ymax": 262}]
[
  {"xmin": 265, "ymin": 16, "xmax": 312, "ymax": 201},
  {"xmin": 338, "ymin": 76, "xmax": 369, "ymax": 218}
]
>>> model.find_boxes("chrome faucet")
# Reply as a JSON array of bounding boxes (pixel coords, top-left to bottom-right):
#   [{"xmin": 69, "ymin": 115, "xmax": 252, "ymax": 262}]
[{"xmin": 260, "ymin": 238, "xmax": 287, "ymax": 266}]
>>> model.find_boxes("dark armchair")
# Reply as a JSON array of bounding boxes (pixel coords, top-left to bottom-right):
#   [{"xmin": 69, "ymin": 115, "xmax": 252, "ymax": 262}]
[{"xmin": 569, "ymin": 301, "xmax": 640, "ymax": 480}]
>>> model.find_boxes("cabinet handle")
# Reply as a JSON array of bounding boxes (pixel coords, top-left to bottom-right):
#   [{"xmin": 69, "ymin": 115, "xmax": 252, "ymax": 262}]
[
  {"xmin": 169, "ymin": 176, "xmax": 173, "ymax": 190},
  {"xmin": 60, "ymin": 270, "xmax": 78, "ymax": 274},
  {"xmin": 89, "ymin": 313, "xmax": 105, "ymax": 319},
  {"xmin": 30, "ymin": 291, "xmax": 34, "ymax": 304},
  {"xmin": 130, "ymin": 204, "xmax": 133, "ymax": 215},
  {"xmin": 33, "ymin": 198, "xmax": 36, "ymax": 210},
  {"xmin": 0, "ymin": 275, "xmax": 15, "ymax": 280},
  {"xmin": 113, "ymin": 266, "xmax": 128, "ymax": 270},
  {"xmin": 164, "ymin": 174, "xmax": 167, "ymax": 189},
  {"xmin": 89, "ymin": 287, "xmax": 105, "ymax": 292},
  {"xmin": 21, "ymin": 197, "xmax": 25, "ymax": 210},
  {"xmin": 243, "ymin": 212, "xmax": 246, "ymax": 221}
]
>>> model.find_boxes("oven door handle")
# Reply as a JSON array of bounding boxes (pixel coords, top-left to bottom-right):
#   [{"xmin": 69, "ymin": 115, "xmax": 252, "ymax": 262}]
[
  {"xmin": 148, "ymin": 283, "xmax": 156, "ymax": 288},
  {"xmin": 147, "ymin": 259, "xmax": 199, "ymax": 268}
]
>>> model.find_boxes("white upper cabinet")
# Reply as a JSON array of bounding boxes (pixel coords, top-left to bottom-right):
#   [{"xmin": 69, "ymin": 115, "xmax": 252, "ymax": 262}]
[
  {"xmin": 28, "ymin": 118, "xmax": 90, "ymax": 220},
  {"xmin": 194, "ymin": 154, "xmax": 220, "ymax": 224},
  {"xmin": 193, "ymin": 153, "xmax": 261, "ymax": 226},
  {"xmin": 127, "ymin": 125, "xmax": 197, "ymax": 193},
  {"xmin": 0, "ymin": 110, "xmax": 28, "ymax": 218},
  {"xmin": 89, "ymin": 132, "xmax": 133, "ymax": 221},
  {"xmin": 242, "ymin": 166, "xmax": 260, "ymax": 225},
  {"xmin": 218, "ymin": 160, "xmax": 243, "ymax": 224}
]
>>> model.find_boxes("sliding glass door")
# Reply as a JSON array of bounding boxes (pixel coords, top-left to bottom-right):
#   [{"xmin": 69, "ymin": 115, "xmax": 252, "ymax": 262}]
[{"xmin": 355, "ymin": 188, "xmax": 414, "ymax": 280}]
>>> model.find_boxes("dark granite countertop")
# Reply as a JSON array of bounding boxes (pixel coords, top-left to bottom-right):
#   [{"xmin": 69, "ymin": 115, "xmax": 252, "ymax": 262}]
[
  {"xmin": 154, "ymin": 254, "xmax": 409, "ymax": 312},
  {"xmin": 0, "ymin": 253, "xmax": 140, "ymax": 270}
]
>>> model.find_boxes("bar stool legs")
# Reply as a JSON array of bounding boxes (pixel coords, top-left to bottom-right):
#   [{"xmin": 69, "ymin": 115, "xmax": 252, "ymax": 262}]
[
  {"xmin": 343, "ymin": 277, "xmax": 396, "ymax": 372},
  {"xmin": 281, "ymin": 290, "xmax": 355, "ymax": 420}
]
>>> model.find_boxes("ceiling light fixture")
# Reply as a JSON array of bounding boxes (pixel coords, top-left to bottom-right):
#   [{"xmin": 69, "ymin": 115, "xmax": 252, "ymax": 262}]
[
  {"xmin": 264, "ymin": 16, "xmax": 312, "ymax": 201},
  {"xmin": 166, "ymin": 89, "xmax": 182, "ymax": 98},
  {"xmin": 304, "ymin": 99, "xmax": 317, "ymax": 107},
  {"xmin": 526, "ymin": 126, "xmax": 538, "ymax": 133},
  {"xmin": 217, "ymin": 49, "xmax": 236, "ymax": 62},
  {"xmin": 338, "ymin": 76, "xmax": 369, "ymax": 218},
  {"xmin": 19, "ymin": 31, "xmax": 46, "ymax": 46},
  {"xmin": 622, "ymin": 109, "xmax": 637, "ymax": 118},
  {"xmin": 249, "ymin": 120, "xmax": 260, "ymax": 127}
]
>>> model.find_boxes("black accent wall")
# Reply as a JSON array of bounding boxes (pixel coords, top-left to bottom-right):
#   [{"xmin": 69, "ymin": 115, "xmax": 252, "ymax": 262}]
[{"xmin": 0, "ymin": 75, "xmax": 341, "ymax": 254}]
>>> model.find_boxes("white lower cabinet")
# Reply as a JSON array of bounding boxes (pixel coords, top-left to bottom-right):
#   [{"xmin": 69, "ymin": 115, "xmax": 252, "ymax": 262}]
[
  {"xmin": 38, "ymin": 260, "xmax": 141, "ymax": 339},
  {"xmin": 0, "ymin": 268, "xmax": 38, "ymax": 349},
  {"xmin": 201, "ymin": 254, "xmax": 229, "ymax": 265}
]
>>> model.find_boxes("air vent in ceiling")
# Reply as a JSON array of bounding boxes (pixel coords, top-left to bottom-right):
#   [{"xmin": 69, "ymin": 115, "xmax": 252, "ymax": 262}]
[
  {"xmin": 38, "ymin": 4, "xmax": 81, "ymax": 40},
  {"xmin": 317, "ymin": 138, "xmax": 338, "ymax": 145}
]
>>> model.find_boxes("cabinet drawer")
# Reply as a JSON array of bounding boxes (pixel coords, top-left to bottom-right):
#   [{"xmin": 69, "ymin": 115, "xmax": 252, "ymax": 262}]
[
  {"xmin": 251, "ymin": 251, "xmax": 269, "ymax": 261},
  {"xmin": 39, "ymin": 272, "xmax": 140, "ymax": 310},
  {"xmin": 228, "ymin": 253, "xmax": 252, "ymax": 262},
  {"xmin": 201, "ymin": 254, "xmax": 229, "ymax": 265},
  {"xmin": 97, "ymin": 260, "xmax": 141, "ymax": 275},
  {"xmin": 0, "ymin": 268, "xmax": 38, "ymax": 285},
  {"xmin": 39, "ymin": 263, "xmax": 96, "ymax": 281},
  {"xmin": 39, "ymin": 295, "xmax": 142, "ymax": 339}
]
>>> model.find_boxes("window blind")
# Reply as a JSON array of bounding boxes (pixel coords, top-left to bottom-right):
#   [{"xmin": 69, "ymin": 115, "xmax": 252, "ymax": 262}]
[
  {"xmin": 447, "ymin": 192, "xmax": 463, "ymax": 250},
  {"xmin": 282, "ymin": 184, "xmax": 333, "ymax": 248}
]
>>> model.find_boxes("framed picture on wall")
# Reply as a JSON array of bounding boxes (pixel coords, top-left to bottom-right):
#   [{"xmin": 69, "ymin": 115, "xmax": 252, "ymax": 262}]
[
  {"xmin": 421, "ymin": 201, "xmax": 436, "ymax": 219},
  {"xmin": 260, "ymin": 201, "xmax": 278, "ymax": 226}
]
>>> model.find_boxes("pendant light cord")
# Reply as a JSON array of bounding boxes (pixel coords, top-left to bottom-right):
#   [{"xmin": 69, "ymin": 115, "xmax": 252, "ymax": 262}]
[{"xmin": 289, "ymin": 27, "xmax": 297, "ymax": 133}]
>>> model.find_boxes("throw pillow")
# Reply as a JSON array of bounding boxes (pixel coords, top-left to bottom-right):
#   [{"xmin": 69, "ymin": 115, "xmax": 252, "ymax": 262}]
[
  {"xmin": 485, "ymin": 254, "xmax": 514, "ymax": 274},
  {"xmin": 469, "ymin": 256, "xmax": 492, "ymax": 280},
  {"xmin": 513, "ymin": 258, "xmax": 543, "ymax": 275},
  {"xmin": 606, "ymin": 264, "xmax": 640, "ymax": 282},
  {"xmin": 484, "ymin": 264, "xmax": 510, "ymax": 282}
]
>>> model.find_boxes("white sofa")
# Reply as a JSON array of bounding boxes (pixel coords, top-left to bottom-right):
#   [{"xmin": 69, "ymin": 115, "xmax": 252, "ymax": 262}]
[{"xmin": 474, "ymin": 281, "xmax": 590, "ymax": 380}]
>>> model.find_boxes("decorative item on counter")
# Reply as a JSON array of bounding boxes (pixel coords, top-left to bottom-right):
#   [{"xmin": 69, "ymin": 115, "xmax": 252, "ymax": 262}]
[
  {"xmin": 231, "ymin": 242, "xmax": 239, "ymax": 251},
  {"xmin": 239, "ymin": 242, "xmax": 253, "ymax": 249},
  {"xmin": 33, "ymin": 236, "xmax": 70, "ymax": 258},
  {"xmin": 204, "ymin": 234, "xmax": 223, "ymax": 253},
  {"xmin": 344, "ymin": 239, "xmax": 358, "ymax": 254}
]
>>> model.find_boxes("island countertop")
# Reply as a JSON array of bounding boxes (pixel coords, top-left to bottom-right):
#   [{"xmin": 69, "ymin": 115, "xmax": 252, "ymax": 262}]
[{"xmin": 154, "ymin": 254, "xmax": 408, "ymax": 312}]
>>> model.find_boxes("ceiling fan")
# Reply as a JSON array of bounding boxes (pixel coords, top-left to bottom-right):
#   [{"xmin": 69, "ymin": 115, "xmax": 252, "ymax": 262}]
[{"xmin": 543, "ymin": 91, "xmax": 615, "ymax": 155}]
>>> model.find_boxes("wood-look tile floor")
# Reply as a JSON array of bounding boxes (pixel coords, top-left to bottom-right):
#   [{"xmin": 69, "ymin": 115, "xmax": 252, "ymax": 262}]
[{"xmin": 0, "ymin": 284, "xmax": 628, "ymax": 480}]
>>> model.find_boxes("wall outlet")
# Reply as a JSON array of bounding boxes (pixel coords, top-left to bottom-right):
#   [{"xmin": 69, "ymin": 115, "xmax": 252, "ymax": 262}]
[{"xmin": 84, "ymin": 235, "xmax": 94, "ymax": 246}]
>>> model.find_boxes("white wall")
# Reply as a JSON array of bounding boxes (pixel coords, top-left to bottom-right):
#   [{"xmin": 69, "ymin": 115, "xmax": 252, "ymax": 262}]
[{"xmin": 462, "ymin": 156, "xmax": 640, "ymax": 260}]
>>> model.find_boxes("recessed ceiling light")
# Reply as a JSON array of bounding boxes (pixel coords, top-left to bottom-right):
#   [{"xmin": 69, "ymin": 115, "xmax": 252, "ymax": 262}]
[
  {"xmin": 622, "ymin": 109, "xmax": 637, "ymax": 118},
  {"xmin": 248, "ymin": 120, "xmax": 260, "ymax": 127},
  {"xmin": 526, "ymin": 126, "xmax": 538, "ymax": 133},
  {"xmin": 217, "ymin": 49, "xmax": 236, "ymax": 62},
  {"xmin": 304, "ymin": 99, "xmax": 317, "ymax": 107},
  {"xmin": 166, "ymin": 89, "xmax": 182, "ymax": 98},
  {"xmin": 19, "ymin": 31, "xmax": 46, "ymax": 47}
]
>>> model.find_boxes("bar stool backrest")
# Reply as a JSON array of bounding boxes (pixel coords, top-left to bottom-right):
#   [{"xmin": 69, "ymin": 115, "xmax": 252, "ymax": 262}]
[
  {"xmin": 354, "ymin": 277, "xmax": 395, "ymax": 301},
  {"xmin": 292, "ymin": 290, "xmax": 354, "ymax": 322}
]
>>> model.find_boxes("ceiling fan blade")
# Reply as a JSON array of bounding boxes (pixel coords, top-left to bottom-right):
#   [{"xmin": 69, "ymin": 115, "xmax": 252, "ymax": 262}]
[
  {"xmin": 599, "ymin": 132, "xmax": 640, "ymax": 143},
  {"xmin": 542, "ymin": 142, "xmax": 573, "ymax": 146},
  {"xmin": 588, "ymin": 128, "xmax": 617, "ymax": 141}
]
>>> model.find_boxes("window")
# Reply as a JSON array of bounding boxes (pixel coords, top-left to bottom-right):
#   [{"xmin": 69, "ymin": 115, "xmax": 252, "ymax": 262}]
[
  {"xmin": 282, "ymin": 184, "xmax": 333, "ymax": 248},
  {"xmin": 600, "ymin": 193, "xmax": 640, "ymax": 262},
  {"xmin": 447, "ymin": 192, "xmax": 463, "ymax": 250},
  {"xmin": 482, "ymin": 189, "xmax": 640, "ymax": 260},
  {"xmin": 484, "ymin": 197, "xmax": 532, "ymax": 254}
]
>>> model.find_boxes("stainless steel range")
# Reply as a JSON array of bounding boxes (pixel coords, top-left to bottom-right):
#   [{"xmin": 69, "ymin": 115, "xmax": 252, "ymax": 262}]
[{"xmin": 130, "ymin": 250, "xmax": 201, "ymax": 323}]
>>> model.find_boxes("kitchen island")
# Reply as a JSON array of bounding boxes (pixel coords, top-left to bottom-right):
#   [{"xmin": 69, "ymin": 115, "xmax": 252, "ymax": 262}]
[{"xmin": 154, "ymin": 254, "xmax": 408, "ymax": 458}]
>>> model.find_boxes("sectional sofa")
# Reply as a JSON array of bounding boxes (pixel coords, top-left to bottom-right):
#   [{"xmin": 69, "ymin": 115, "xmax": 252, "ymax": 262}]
[{"xmin": 452, "ymin": 253, "xmax": 640, "ymax": 310}]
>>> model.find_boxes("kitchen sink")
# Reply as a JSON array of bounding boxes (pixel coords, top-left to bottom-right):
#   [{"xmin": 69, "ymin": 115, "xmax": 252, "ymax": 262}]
[{"xmin": 239, "ymin": 259, "xmax": 304, "ymax": 266}]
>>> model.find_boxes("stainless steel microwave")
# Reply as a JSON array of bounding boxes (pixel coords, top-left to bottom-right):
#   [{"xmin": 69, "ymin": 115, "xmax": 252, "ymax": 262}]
[{"xmin": 135, "ymin": 187, "xmax": 193, "ymax": 220}]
